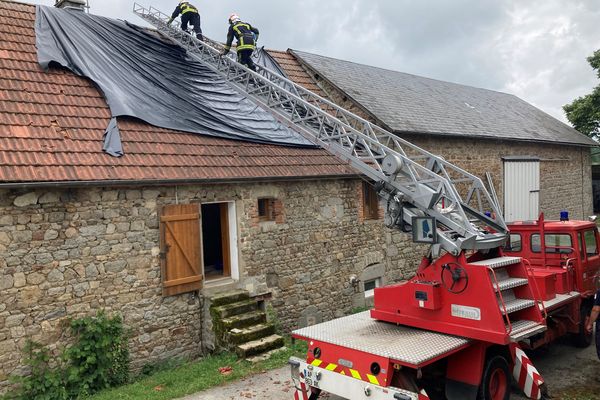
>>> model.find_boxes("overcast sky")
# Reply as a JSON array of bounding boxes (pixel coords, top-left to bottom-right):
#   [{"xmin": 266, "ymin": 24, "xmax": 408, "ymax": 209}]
[{"xmin": 32, "ymin": 0, "xmax": 600, "ymax": 124}]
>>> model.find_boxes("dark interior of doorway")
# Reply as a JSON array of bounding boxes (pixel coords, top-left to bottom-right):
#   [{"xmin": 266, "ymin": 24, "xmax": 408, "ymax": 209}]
[{"xmin": 201, "ymin": 203, "xmax": 230, "ymax": 281}]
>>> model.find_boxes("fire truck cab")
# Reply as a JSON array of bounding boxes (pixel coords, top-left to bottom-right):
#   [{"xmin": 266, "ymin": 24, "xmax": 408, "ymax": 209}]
[{"xmin": 504, "ymin": 213, "xmax": 600, "ymax": 348}]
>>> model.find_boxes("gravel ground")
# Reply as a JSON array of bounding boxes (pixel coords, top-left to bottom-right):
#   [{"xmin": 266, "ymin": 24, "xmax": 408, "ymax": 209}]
[{"xmin": 183, "ymin": 339, "xmax": 599, "ymax": 400}]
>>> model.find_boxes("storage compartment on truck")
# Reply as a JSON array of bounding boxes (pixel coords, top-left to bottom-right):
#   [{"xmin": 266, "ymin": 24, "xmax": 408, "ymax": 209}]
[{"xmin": 531, "ymin": 271, "xmax": 557, "ymax": 301}]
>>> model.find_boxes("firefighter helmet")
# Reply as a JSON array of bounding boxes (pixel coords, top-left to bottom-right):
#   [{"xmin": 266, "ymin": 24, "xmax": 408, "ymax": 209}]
[{"xmin": 228, "ymin": 13, "xmax": 241, "ymax": 24}]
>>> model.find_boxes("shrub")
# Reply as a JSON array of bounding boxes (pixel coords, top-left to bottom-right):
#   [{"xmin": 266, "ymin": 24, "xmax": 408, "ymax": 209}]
[{"xmin": 7, "ymin": 311, "xmax": 129, "ymax": 400}]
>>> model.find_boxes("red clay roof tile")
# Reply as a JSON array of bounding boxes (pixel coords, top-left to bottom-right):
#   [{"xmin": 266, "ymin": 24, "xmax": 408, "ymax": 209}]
[{"xmin": 0, "ymin": 0, "xmax": 354, "ymax": 185}]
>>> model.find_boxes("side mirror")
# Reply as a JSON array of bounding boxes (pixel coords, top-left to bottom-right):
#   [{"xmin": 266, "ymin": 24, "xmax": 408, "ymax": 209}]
[{"xmin": 588, "ymin": 216, "xmax": 598, "ymax": 222}]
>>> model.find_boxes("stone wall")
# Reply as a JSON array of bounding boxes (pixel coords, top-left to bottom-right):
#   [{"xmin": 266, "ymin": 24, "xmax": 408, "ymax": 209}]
[
  {"xmin": 406, "ymin": 135, "xmax": 593, "ymax": 220},
  {"xmin": 303, "ymin": 61, "xmax": 593, "ymax": 220},
  {"xmin": 0, "ymin": 178, "xmax": 418, "ymax": 391}
]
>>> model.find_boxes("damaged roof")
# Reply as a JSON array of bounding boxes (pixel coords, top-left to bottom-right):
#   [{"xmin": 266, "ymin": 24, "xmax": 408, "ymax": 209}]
[
  {"xmin": 0, "ymin": 0, "xmax": 354, "ymax": 186},
  {"xmin": 291, "ymin": 50, "xmax": 597, "ymax": 147}
]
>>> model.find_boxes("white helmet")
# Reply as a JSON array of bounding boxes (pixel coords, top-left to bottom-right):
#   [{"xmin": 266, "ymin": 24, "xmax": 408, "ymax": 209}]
[{"xmin": 228, "ymin": 13, "xmax": 240, "ymax": 24}]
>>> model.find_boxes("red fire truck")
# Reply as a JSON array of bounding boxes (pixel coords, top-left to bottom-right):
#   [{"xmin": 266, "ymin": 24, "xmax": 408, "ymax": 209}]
[{"xmin": 290, "ymin": 213, "xmax": 599, "ymax": 400}]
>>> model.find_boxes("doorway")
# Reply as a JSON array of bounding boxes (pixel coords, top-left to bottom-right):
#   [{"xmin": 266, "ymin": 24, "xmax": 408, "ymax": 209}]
[{"xmin": 201, "ymin": 202, "xmax": 233, "ymax": 281}]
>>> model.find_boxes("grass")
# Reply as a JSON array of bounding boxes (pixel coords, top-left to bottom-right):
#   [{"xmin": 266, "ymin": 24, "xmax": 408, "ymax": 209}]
[{"xmin": 88, "ymin": 338, "xmax": 307, "ymax": 400}]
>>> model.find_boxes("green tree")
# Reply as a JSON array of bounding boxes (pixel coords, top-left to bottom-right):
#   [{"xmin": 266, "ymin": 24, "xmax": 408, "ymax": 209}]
[{"xmin": 564, "ymin": 49, "xmax": 600, "ymax": 141}]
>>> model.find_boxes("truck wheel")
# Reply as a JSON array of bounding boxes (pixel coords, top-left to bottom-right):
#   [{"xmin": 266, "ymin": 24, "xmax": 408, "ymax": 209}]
[
  {"xmin": 574, "ymin": 304, "xmax": 593, "ymax": 348},
  {"xmin": 477, "ymin": 355, "xmax": 510, "ymax": 400}
]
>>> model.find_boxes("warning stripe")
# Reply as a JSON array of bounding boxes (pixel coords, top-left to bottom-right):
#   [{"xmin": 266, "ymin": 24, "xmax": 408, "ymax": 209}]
[
  {"xmin": 513, "ymin": 347, "xmax": 543, "ymax": 400},
  {"xmin": 309, "ymin": 358, "xmax": 380, "ymax": 385}
]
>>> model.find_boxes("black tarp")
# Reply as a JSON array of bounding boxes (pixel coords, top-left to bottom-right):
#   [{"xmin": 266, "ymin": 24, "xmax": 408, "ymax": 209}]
[{"xmin": 35, "ymin": 6, "xmax": 311, "ymax": 157}]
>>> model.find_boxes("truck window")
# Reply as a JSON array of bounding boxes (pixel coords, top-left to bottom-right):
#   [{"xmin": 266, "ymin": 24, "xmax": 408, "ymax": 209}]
[
  {"xmin": 504, "ymin": 234, "xmax": 522, "ymax": 252},
  {"xmin": 584, "ymin": 230, "xmax": 598, "ymax": 256},
  {"xmin": 531, "ymin": 234, "xmax": 573, "ymax": 253}
]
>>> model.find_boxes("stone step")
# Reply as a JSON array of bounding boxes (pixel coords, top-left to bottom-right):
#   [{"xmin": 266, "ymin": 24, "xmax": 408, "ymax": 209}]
[
  {"xmin": 228, "ymin": 323, "xmax": 276, "ymax": 345},
  {"xmin": 235, "ymin": 334, "xmax": 285, "ymax": 358},
  {"xmin": 210, "ymin": 289, "xmax": 250, "ymax": 307},
  {"xmin": 222, "ymin": 310, "xmax": 267, "ymax": 330},
  {"xmin": 212, "ymin": 300, "xmax": 258, "ymax": 319}
]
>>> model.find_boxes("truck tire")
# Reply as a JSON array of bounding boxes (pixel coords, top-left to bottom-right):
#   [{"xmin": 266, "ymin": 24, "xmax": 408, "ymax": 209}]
[
  {"xmin": 574, "ymin": 303, "xmax": 593, "ymax": 348},
  {"xmin": 477, "ymin": 355, "xmax": 510, "ymax": 400}
]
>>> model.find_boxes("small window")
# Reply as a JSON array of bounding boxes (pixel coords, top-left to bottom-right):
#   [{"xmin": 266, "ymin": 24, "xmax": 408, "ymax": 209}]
[
  {"xmin": 257, "ymin": 198, "xmax": 275, "ymax": 222},
  {"xmin": 362, "ymin": 182, "xmax": 380, "ymax": 220},
  {"xmin": 579, "ymin": 233, "xmax": 585, "ymax": 260},
  {"xmin": 364, "ymin": 278, "xmax": 381, "ymax": 298},
  {"xmin": 584, "ymin": 230, "xmax": 598, "ymax": 257},
  {"xmin": 531, "ymin": 234, "xmax": 573, "ymax": 253},
  {"xmin": 504, "ymin": 234, "xmax": 522, "ymax": 252}
]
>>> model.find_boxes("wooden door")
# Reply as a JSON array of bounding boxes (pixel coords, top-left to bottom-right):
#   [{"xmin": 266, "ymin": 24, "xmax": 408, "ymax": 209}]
[
  {"xmin": 219, "ymin": 203, "xmax": 231, "ymax": 277},
  {"xmin": 160, "ymin": 204, "xmax": 203, "ymax": 296}
]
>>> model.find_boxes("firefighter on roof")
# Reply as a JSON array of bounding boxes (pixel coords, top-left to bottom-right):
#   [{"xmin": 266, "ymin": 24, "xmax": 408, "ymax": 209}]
[
  {"xmin": 167, "ymin": 1, "xmax": 203, "ymax": 41},
  {"xmin": 220, "ymin": 14, "xmax": 260, "ymax": 71}
]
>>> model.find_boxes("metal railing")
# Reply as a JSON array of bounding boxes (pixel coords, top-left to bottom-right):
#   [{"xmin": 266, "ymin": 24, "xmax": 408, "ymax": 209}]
[{"xmin": 133, "ymin": 3, "xmax": 508, "ymax": 255}]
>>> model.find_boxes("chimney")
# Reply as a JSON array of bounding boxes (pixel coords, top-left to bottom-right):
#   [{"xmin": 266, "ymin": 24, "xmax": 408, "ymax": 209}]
[{"xmin": 54, "ymin": 0, "xmax": 87, "ymax": 11}]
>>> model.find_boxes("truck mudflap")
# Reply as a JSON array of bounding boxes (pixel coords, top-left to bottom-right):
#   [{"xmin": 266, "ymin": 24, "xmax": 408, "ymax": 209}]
[
  {"xmin": 512, "ymin": 347, "xmax": 545, "ymax": 400},
  {"xmin": 289, "ymin": 357, "xmax": 430, "ymax": 400}
]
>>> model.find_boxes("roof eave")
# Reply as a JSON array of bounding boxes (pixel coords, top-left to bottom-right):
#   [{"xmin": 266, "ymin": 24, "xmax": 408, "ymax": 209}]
[
  {"xmin": 394, "ymin": 129, "xmax": 599, "ymax": 148},
  {"xmin": 0, "ymin": 173, "xmax": 361, "ymax": 190}
]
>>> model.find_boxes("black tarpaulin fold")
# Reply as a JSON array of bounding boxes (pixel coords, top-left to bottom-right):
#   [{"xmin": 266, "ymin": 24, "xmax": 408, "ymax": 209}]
[{"xmin": 35, "ymin": 6, "xmax": 312, "ymax": 156}]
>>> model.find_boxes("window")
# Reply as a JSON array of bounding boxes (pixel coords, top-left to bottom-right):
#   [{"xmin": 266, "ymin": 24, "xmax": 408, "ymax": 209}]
[
  {"xmin": 584, "ymin": 230, "xmax": 598, "ymax": 257},
  {"xmin": 531, "ymin": 234, "xmax": 573, "ymax": 254},
  {"xmin": 362, "ymin": 182, "xmax": 380, "ymax": 220},
  {"xmin": 258, "ymin": 198, "xmax": 275, "ymax": 222},
  {"xmin": 364, "ymin": 278, "xmax": 381, "ymax": 298},
  {"xmin": 504, "ymin": 234, "xmax": 522, "ymax": 252}
]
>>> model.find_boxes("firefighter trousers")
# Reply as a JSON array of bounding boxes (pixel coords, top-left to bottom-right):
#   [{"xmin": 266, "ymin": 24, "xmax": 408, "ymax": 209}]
[
  {"xmin": 237, "ymin": 49, "xmax": 256, "ymax": 71},
  {"xmin": 596, "ymin": 323, "xmax": 600, "ymax": 359},
  {"xmin": 181, "ymin": 12, "xmax": 202, "ymax": 40}
]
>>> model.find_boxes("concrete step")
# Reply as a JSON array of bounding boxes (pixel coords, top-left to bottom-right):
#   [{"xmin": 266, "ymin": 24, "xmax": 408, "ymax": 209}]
[
  {"xmin": 235, "ymin": 334, "xmax": 285, "ymax": 358},
  {"xmin": 228, "ymin": 323, "xmax": 276, "ymax": 345},
  {"xmin": 210, "ymin": 289, "xmax": 250, "ymax": 307},
  {"xmin": 222, "ymin": 310, "xmax": 267, "ymax": 330},
  {"xmin": 212, "ymin": 300, "xmax": 258, "ymax": 319}
]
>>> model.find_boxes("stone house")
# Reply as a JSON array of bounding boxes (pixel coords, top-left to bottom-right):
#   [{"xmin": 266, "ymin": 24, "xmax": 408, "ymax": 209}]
[
  {"xmin": 0, "ymin": 0, "xmax": 596, "ymax": 392},
  {"xmin": 0, "ymin": 0, "xmax": 417, "ymax": 388}
]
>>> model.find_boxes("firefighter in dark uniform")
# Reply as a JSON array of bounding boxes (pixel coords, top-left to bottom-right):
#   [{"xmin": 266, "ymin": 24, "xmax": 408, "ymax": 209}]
[
  {"xmin": 220, "ymin": 14, "xmax": 259, "ymax": 71},
  {"xmin": 586, "ymin": 287, "xmax": 600, "ymax": 359},
  {"xmin": 167, "ymin": 1, "xmax": 203, "ymax": 40}
]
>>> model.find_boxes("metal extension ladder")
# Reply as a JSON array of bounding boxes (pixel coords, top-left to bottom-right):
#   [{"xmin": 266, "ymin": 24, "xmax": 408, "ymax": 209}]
[{"xmin": 133, "ymin": 3, "xmax": 508, "ymax": 255}]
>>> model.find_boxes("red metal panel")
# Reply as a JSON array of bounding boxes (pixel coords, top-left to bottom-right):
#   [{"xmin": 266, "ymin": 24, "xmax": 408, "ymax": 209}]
[{"xmin": 445, "ymin": 342, "xmax": 487, "ymax": 386}]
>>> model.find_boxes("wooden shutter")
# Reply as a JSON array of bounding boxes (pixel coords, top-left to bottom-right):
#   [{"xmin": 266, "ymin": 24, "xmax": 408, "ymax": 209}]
[{"xmin": 160, "ymin": 204, "xmax": 203, "ymax": 296}]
